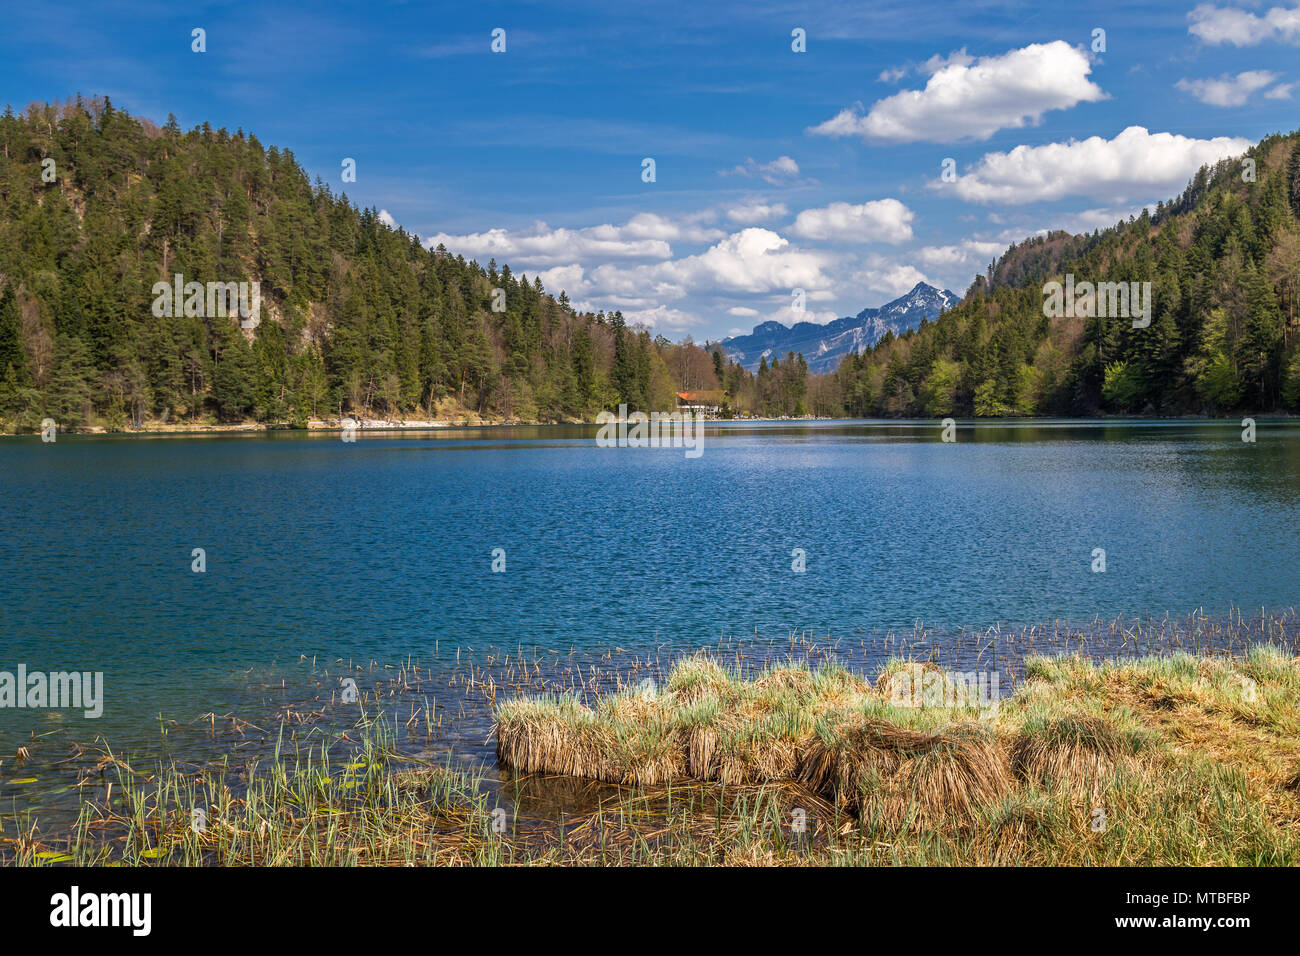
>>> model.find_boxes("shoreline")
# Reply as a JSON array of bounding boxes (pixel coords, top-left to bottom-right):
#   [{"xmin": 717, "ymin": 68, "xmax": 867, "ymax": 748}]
[
  {"xmin": 3, "ymin": 611, "xmax": 1297, "ymax": 866},
  {"xmin": 0, "ymin": 414, "xmax": 824, "ymax": 436},
  {"xmin": 4, "ymin": 640, "xmax": 1297, "ymax": 866},
  {"xmin": 3, "ymin": 411, "xmax": 1297, "ymax": 437}
]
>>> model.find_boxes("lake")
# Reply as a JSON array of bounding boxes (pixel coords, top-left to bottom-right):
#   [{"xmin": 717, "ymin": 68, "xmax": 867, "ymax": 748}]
[{"xmin": 1, "ymin": 417, "xmax": 1298, "ymax": 751}]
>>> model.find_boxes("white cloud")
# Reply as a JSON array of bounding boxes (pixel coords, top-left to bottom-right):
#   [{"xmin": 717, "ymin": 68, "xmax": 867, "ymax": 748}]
[
  {"xmin": 729, "ymin": 300, "xmax": 842, "ymax": 329},
  {"xmin": 587, "ymin": 211, "xmax": 723, "ymax": 243},
  {"xmin": 915, "ymin": 239, "xmax": 1005, "ymax": 271},
  {"xmin": 921, "ymin": 48, "xmax": 977, "ymax": 73},
  {"xmin": 422, "ymin": 223, "xmax": 670, "ymax": 265},
  {"xmin": 878, "ymin": 66, "xmax": 908, "ymax": 83},
  {"xmin": 721, "ymin": 155, "xmax": 802, "ymax": 185},
  {"xmin": 1188, "ymin": 4, "xmax": 1300, "ymax": 46},
  {"xmin": 587, "ymin": 263, "xmax": 686, "ymax": 302},
  {"xmin": 1175, "ymin": 70, "xmax": 1279, "ymax": 106},
  {"xmin": 807, "ymin": 103, "xmax": 872, "ymax": 138},
  {"xmin": 533, "ymin": 264, "xmax": 588, "ymax": 298},
  {"xmin": 620, "ymin": 305, "xmax": 699, "ymax": 332},
  {"xmin": 728, "ymin": 306, "xmax": 760, "ymax": 316},
  {"xmin": 378, "ymin": 209, "xmax": 398, "ymax": 229},
  {"xmin": 725, "ymin": 201, "xmax": 789, "ymax": 224},
  {"xmin": 660, "ymin": 228, "xmax": 834, "ymax": 294},
  {"xmin": 421, "ymin": 212, "xmax": 731, "ymax": 267},
  {"xmin": 1265, "ymin": 82, "xmax": 1296, "ymax": 98},
  {"xmin": 808, "ymin": 41, "xmax": 1106, "ymax": 143},
  {"xmin": 775, "ymin": 306, "xmax": 841, "ymax": 326},
  {"xmin": 850, "ymin": 259, "xmax": 935, "ymax": 299},
  {"xmin": 939, "ymin": 126, "xmax": 1253, "ymax": 204},
  {"xmin": 529, "ymin": 229, "xmax": 836, "ymax": 318},
  {"xmin": 789, "ymin": 198, "xmax": 915, "ymax": 243},
  {"xmin": 1039, "ymin": 206, "xmax": 1147, "ymax": 234}
]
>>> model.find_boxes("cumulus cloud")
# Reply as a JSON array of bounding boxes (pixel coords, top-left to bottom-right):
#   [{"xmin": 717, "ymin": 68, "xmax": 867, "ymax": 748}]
[
  {"xmin": 378, "ymin": 209, "xmax": 398, "ymax": 229},
  {"xmin": 921, "ymin": 48, "xmax": 977, "ymax": 73},
  {"xmin": 533, "ymin": 264, "xmax": 588, "ymax": 298},
  {"xmin": 1188, "ymin": 3, "xmax": 1300, "ymax": 46},
  {"xmin": 770, "ymin": 305, "xmax": 842, "ymax": 326},
  {"xmin": 725, "ymin": 201, "xmax": 789, "ymax": 224},
  {"xmin": 619, "ymin": 305, "xmax": 699, "ymax": 332},
  {"xmin": 721, "ymin": 155, "xmax": 802, "ymax": 184},
  {"xmin": 422, "ymin": 223, "xmax": 670, "ymax": 265},
  {"xmin": 1175, "ymin": 70, "xmax": 1280, "ymax": 105},
  {"xmin": 914, "ymin": 239, "xmax": 1005, "ymax": 271},
  {"xmin": 938, "ymin": 126, "xmax": 1252, "ymax": 204},
  {"xmin": 850, "ymin": 259, "xmax": 935, "ymax": 299},
  {"xmin": 660, "ymin": 228, "xmax": 834, "ymax": 294},
  {"xmin": 421, "ymin": 213, "xmax": 729, "ymax": 267},
  {"xmin": 728, "ymin": 306, "xmax": 760, "ymax": 316},
  {"xmin": 789, "ymin": 198, "xmax": 914, "ymax": 243},
  {"xmin": 1052, "ymin": 205, "xmax": 1158, "ymax": 234},
  {"xmin": 531, "ymin": 229, "xmax": 836, "ymax": 317},
  {"xmin": 808, "ymin": 41, "xmax": 1106, "ymax": 143},
  {"xmin": 591, "ymin": 211, "xmax": 723, "ymax": 243}
]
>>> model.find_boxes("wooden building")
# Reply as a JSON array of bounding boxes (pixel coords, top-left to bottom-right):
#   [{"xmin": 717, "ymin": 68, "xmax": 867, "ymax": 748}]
[{"xmin": 675, "ymin": 390, "xmax": 727, "ymax": 415}]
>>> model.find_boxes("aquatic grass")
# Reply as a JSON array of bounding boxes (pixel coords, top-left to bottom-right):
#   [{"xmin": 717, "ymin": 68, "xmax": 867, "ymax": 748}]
[
  {"xmin": 490, "ymin": 647, "xmax": 1300, "ymax": 865},
  {"xmin": 8, "ymin": 631, "xmax": 1300, "ymax": 867},
  {"xmin": 496, "ymin": 656, "xmax": 881, "ymax": 788}
]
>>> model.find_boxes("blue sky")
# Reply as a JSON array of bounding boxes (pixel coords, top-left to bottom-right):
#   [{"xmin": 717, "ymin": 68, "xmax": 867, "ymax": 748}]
[{"xmin": 2, "ymin": 1, "xmax": 1298, "ymax": 341}]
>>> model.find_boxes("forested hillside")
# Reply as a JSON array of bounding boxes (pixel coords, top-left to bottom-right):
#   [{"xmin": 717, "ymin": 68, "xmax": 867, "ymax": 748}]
[
  {"xmin": 820, "ymin": 131, "xmax": 1300, "ymax": 418},
  {"xmin": 0, "ymin": 96, "xmax": 772, "ymax": 431},
  {"xmin": 4, "ymin": 97, "xmax": 1298, "ymax": 430}
]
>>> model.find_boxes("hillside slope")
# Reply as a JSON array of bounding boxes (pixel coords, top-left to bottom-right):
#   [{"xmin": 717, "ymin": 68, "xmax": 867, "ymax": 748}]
[
  {"xmin": 819, "ymin": 131, "xmax": 1300, "ymax": 418},
  {"xmin": 0, "ymin": 97, "xmax": 735, "ymax": 430}
]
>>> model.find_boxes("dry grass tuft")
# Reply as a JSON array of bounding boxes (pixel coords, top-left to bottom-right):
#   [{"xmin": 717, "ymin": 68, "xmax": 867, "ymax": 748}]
[
  {"xmin": 494, "ymin": 695, "xmax": 613, "ymax": 780},
  {"xmin": 800, "ymin": 719, "xmax": 1009, "ymax": 827},
  {"xmin": 492, "ymin": 648, "xmax": 1300, "ymax": 861},
  {"xmin": 1010, "ymin": 715, "xmax": 1144, "ymax": 797},
  {"xmin": 496, "ymin": 656, "xmax": 876, "ymax": 788},
  {"xmin": 1285, "ymin": 766, "xmax": 1300, "ymax": 795},
  {"xmin": 985, "ymin": 795, "xmax": 1055, "ymax": 863}
]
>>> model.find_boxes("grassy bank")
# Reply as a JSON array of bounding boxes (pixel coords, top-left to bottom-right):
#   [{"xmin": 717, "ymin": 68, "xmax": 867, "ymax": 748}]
[
  {"xmin": 6, "ymin": 648, "xmax": 1297, "ymax": 866},
  {"xmin": 493, "ymin": 647, "xmax": 1300, "ymax": 864}
]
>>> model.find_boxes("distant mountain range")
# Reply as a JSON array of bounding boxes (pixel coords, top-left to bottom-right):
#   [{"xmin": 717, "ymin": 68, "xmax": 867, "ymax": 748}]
[{"xmin": 719, "ymin": 282, "xmax": 961, "ymax": 374}]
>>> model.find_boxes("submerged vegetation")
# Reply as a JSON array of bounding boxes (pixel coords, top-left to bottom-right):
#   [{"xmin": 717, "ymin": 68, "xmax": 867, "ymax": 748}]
[{"xmin": 7, "ymin": 641, "xmax": 1296, "ymax": 866}]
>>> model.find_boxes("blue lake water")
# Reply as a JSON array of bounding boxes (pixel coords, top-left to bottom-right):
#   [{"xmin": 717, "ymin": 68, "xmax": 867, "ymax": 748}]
[{"xmin": 1, "ymin": 418, "xmax": 1298, "ymax": 746}]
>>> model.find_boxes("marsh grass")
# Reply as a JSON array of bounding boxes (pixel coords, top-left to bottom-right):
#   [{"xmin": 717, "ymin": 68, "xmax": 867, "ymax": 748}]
[
  {"xmin": 6, "ymin": 642, "xmax": 1298, "ymax": 866},
  {"xmin": 492, "ymin": 647, "xmax": 1300, "ymax": 865}
]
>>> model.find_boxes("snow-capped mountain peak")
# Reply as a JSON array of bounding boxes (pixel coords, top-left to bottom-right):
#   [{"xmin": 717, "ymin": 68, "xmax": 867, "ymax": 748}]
[{"xmin": 719, "ymin": 282, "xmax": 960, "ymax": 374}]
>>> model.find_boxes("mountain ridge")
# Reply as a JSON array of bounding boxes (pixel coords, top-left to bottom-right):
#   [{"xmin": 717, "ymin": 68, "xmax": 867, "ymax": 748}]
[{"xmin": 720, "ymin": 282, "xmax": 960, "ymax": 373}]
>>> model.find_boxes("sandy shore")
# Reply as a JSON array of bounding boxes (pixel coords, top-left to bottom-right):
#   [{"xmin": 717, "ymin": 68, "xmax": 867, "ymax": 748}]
[
  {"xmin": 3, "ymin": 417, "xmax": 568, "ymax": 435},
  {"xmin": 2, "ymin": 414, "xmax": 808, "ymax": 435}
]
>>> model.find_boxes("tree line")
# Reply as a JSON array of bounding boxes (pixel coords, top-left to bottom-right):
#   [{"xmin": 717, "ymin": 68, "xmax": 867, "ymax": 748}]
[
  {"xmin": 820, "ymin": 132, "xmax": 1300, "ymax": 418},
  {"xmin": 0, "ymin": 97, "xmax": 752, "ymax": 431},
  {"xmin": 4, "ymin": 97, "xmax": 1298, "ymax": 430}
]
